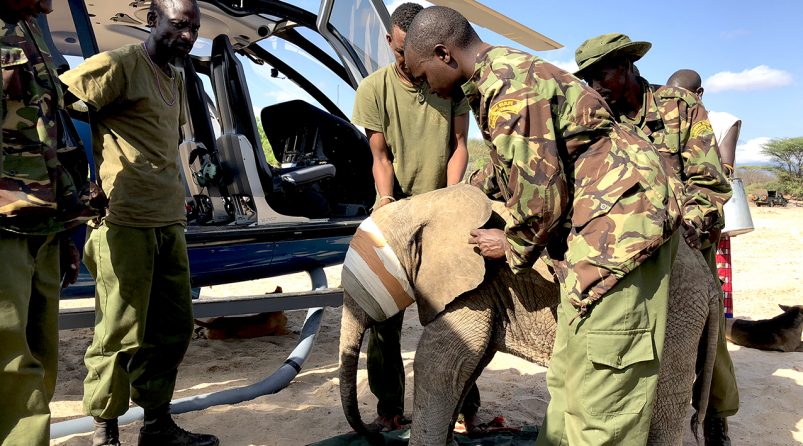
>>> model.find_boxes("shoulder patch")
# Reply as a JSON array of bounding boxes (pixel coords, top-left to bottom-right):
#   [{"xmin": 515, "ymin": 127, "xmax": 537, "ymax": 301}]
[
  {"xmin": 690, "ymin": 120, "xmax": 713, "ymax": 138},
  {"xmin": 489, "ymin": 99, "xmax": 524, "ymax": 129}
]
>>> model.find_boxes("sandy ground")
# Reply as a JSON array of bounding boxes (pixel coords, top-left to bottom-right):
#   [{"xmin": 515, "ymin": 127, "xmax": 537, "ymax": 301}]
[{"xmin": 51, "ymin": 205, "xmax": 803, "ymax": 445}]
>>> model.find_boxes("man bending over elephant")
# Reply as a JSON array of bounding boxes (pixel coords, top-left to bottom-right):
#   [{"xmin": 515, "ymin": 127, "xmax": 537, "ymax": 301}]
[{"xmin": 404, "ymin": 7, "xmax": 681, "ymax": 445}]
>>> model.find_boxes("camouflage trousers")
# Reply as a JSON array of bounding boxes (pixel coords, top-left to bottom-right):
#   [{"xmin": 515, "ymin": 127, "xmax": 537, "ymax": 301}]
[
  {"xmin": 536, "ymin": 234, "xmax": 678, "ymax": 446},
  {"xmin": 692, "ymin": 242, "xmax": 739, "ymax": 418},
  {"xmin": 368, "ymin": 311, "xmax": 481, "ymax": 419},
  {"xmin": 0, "ymin": 231, "xmax": 60, "ymax": 446},
  {"xmin": 82, "ymin": 221, "xmax": 194, "ymax": 419}
]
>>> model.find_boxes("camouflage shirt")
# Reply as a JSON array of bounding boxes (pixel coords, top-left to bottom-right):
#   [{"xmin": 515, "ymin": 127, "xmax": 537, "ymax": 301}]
[
  {"xmin": 618, "ymin": 78, "xmax": 731, "ymax": 233},
  {"xmin": 0, "ymin": 19, "xmax": 92, "ymax": 234},
  {"xmin": 465, "ymin": 46, "xmax": 680, "ymax": 313}
]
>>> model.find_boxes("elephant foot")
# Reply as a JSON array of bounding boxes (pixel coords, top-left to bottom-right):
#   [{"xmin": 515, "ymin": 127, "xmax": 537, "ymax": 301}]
[
  {"xmin": 703, "ymin": 417, "xmax": 732, "ymax": 446},
  {"xmin": 367, "ymin": 414, "xmax": 412, "ymax": 432}
]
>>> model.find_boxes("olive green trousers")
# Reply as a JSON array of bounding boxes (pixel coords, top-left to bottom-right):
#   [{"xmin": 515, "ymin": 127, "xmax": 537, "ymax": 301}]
[
  {"xmin": 0, "ymin": 232, "xmax": 59, "ymax": 446},
  {"xmin": 536, "ymin": 235, "xmax": 678, "ymax": 446},
  {"xmin": 694, "ymin": 242, "xmax": 739, "ymax": 418},
  {"xmin": 82, "ymin": 221, "xmax": 194, "ymax": 419}
]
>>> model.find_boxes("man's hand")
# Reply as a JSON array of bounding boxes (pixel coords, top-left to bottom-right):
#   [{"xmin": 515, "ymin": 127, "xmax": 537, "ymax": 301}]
[
  {"xmin": 681, "ymin": 220, "xmax": 702, "ymax": 250},
  {"xmin": 707, "ymin": 227, "xmax": 722, "ymax": 245},
  {"xmin": 375, "ymin": 197, "xmax": 394, "ymax": 210},
  {"xmin": 468, "ymin": 228, "xmax": 508, "ymax": 260},
  {"xmin": 60, "ymin": 237, "xmax": 81, "ymax": 288},
  {"xmin": 88, "ymin": 182, "xmax": 108, "ymax": 210}
]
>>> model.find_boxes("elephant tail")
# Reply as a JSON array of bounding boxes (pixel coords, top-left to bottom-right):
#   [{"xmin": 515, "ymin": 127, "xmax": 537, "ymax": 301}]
[
  {"xmin": 339, "ymin": 291, "xmax": 381, "ymax": 441},
  {"xmin": 690, "ymin": 295, "xmax": 720, "ymax": 443}
]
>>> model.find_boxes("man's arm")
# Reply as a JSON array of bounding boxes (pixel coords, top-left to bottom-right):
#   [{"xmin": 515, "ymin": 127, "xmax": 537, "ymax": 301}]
[
  {"xmin": 366, "ymin": 129, "xmax": 396, "ymax": 209},
  {"xmin": 59, "ymin": 50, "xmax": 124, "ymax": 112},
  {"xmin": 681, "ymin": 103, "xmax": 733, "ymax": 236},
  {"xmin": 351, "ymin": 76, "xmax": 396, "ymax": 208},
  {"xmin": 476, "ymin": 90, "xmax": 567, "ymax": 273},
  {"xmin": 446, "ymin": 113, "xmax": 469, "ymax": 185}
]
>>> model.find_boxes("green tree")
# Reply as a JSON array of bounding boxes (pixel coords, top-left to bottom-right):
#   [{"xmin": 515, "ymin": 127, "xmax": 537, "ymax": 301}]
[
  {"xmin": 465, "ymin": 138, "xmax": 490, "ymax": 179},
  {"xmin": 256, "ymin": 118, "xmax": 280, "ymax": 167},
  {"xmin": 762, "ymin": 136, "xmax": 803, "ymax": 198}
]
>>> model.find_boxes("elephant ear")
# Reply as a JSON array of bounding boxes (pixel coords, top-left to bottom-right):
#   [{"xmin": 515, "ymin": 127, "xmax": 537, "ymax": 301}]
[{"xmin": 374, "ymin": 185, "xmax": 492, "ymax": 325}]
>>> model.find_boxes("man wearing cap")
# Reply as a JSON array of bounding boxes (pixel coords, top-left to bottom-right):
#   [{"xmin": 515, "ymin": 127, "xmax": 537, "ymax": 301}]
[{"xmin": 575, "ymin": 34, "xmax": 734, "ymax": 445}]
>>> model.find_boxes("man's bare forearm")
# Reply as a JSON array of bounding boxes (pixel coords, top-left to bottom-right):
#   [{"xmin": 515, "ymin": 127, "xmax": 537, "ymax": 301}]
[{"xmin": 447, "ymin": 113, "xmax": 470, "ymax": 185}]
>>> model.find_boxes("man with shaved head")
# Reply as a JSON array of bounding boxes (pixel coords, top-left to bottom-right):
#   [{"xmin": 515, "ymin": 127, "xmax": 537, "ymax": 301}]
[
  {"xmin": 60, "ymin": 0, "xmax": 217, "ymax": 444},
  {"xmin": 668, "ymin": 69, "xmax": 703, "ymax": 96},
  {"xmin": 668, "ymin": 69, "xmax": 740, "ymax": 176},
  {"xmin": 668, "ymin": 68, "xmax": 741, "ymax": 446},
  {"xmin": 405, "ymin": 7, "xmax": 682, "ymax": 444}
]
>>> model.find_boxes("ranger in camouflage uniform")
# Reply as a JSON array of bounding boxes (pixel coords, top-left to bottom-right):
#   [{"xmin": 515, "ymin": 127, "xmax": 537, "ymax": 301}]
[
  {"xmin": 404, "ymin": 7, "xmax": 681, "ymax": 444},
  {"xmin": 1, "ymin": 1, "xmax": 93, "ymax": 444},
  {"xmin": 575, "ymin": 34, "xmax": 736, "ymax": 446}
]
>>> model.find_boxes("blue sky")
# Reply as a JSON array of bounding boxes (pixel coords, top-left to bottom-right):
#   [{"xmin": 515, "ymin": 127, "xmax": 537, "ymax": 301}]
[{"xmin": 235, "ymin": 0, "xmax": 803, "ymax": 166}]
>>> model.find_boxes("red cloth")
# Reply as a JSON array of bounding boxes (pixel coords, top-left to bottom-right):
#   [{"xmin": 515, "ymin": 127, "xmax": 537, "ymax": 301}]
[{"xmin": 716, "ymin": 235, "xmax": 733, "ymax": 318}]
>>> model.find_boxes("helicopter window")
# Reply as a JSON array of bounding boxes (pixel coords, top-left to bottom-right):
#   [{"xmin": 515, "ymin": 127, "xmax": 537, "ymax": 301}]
[
  {"xmin": 250, "ymin": 36, "xmax": 355, "ymax": 120},
  {"xmin": 328, "ymin": 0, "xmax": 393, "ymax": 74}
]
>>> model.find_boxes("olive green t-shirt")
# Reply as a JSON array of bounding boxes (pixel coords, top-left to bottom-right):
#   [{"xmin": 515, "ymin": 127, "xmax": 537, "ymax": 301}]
[
  {"xmin": 352, "ymin": 64, "xmax": 470, "ymax": 199},
  {"xmin": 60, "ymin": 43, "xmax": 186, "ymax": 227}
]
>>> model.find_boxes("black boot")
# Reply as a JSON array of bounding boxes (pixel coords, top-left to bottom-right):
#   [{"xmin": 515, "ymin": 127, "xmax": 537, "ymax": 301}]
[
  {"xmin": 138, "ymin": 407, "xmax": 219, "ymax": 446},
  {"xmin": 703, "ymin": 416, "xmax": 732, "ymax": 446},
  {"xmin": 92, "ymin": 417, "xmax": 121, "ymax": 446}
]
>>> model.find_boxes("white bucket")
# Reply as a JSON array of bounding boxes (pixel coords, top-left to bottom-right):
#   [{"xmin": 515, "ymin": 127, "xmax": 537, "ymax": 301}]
[{"xmin": 722, "ymin": 177, "xmax": 754, "ymax": 236}]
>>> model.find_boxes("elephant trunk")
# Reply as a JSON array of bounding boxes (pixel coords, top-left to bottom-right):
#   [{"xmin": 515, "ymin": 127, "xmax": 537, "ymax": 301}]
[{"xmin": 338, "ymin": 292, "xmax": 376, "ymax": 437}]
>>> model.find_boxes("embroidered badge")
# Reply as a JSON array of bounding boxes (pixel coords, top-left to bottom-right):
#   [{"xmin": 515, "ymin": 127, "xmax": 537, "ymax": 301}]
[
  {"xmin": 690, "ymin": 120, "xmax": 713, "ymax": 139},
  {"xmin": 488, "ymin": 99, "xmax": 524, "ymax": 129}
]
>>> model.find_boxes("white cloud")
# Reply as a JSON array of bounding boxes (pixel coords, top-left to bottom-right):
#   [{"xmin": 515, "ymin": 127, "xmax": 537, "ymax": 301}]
[
  {"xmin": 704, "ymin": 65, "xmax": 793, "ymax": 93},
  {"xmin": 545, "ymin": 58, "xmax": 578, "ymax": 74},
  {"xmin": 735, "ymin": 137, "xmax": 773, "ymax": 165}
]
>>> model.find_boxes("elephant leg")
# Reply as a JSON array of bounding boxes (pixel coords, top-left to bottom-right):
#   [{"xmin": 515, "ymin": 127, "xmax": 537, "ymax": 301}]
[
  {"xmin": 409, "ymin": 298, "xmax": 494, "ymax": 446},
  {"xmin": 649, "ymin": 241, "xmax": 723, "ymax": 444},
  {"xmin": 455, "ymin": 339, "xmax": 497, "ymax": 432}
]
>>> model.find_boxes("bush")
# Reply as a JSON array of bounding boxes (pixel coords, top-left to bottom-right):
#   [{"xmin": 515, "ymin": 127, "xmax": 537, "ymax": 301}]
[
  {"xmin": 256, "ymin": 118, "xmax": 280, "ymax": 167},
  {"xmin": 465, "ymin": 138, "xmax": 490, "ymax": 180}
]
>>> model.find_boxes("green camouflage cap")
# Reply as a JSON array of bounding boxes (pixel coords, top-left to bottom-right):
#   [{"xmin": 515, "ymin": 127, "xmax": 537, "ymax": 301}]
[{"xmin": 574, "ymin": 33, "xmax": 651, "ymax": 76}]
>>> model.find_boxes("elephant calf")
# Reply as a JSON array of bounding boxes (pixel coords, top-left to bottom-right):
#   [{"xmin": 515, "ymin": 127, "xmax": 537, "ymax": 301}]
[{"xmin": 338, "ymin": 185, "xmax": 721, "ymax": 445}]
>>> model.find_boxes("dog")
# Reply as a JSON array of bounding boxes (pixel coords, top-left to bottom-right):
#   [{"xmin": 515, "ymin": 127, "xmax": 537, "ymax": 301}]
[
  {"xmin": 194, "ymin": 311, "xmax": 288, "ymax": 340},
  {"xmin": 194, "ymin": 286, "xmax": 289, "ymax": 340},
  {"xmin": 725, "ymin": 304, "xmax": 803, "ymax": 352}
]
